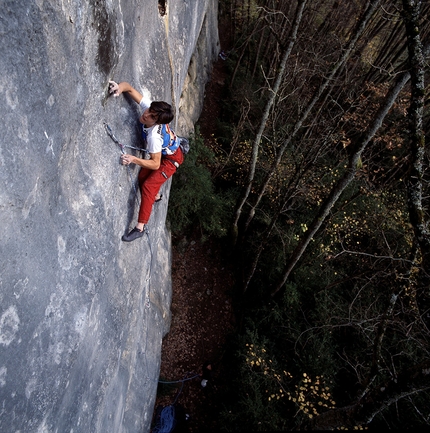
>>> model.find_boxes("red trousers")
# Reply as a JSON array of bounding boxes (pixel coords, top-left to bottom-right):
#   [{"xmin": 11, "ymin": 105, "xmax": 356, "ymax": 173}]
[{"xmin": 137, "ymin": 148, "xmax": 184, "ymax": 224}]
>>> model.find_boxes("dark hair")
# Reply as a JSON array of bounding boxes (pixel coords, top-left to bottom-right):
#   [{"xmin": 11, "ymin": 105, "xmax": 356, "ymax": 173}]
[{"xmin": 149, "ymin": 101, "xmax": 174, "ymax": 124}]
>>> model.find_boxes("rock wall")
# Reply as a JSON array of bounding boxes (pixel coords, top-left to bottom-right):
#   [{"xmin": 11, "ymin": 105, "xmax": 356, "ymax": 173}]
[{"xmin": 0, "ymin": 1, "xmax": 219, "ymax": 432}]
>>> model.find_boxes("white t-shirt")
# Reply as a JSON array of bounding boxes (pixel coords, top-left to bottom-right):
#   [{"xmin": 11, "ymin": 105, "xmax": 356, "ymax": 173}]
[{"xmin": 140, "ymin": 97, "xmax": 163, "ymax": 154}]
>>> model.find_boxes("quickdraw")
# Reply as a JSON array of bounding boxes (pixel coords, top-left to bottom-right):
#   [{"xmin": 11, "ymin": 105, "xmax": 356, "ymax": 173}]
[
  {"xmin": 104, "ymin": 122, "xmax": 124, "ymax": 153},
  {"xmin": 104, "ymin": 122, "xmax": 148, "ymax": 154},
  {"xmin": 104, "ymin": 122, "xmax": 140, "ymax": 195}
]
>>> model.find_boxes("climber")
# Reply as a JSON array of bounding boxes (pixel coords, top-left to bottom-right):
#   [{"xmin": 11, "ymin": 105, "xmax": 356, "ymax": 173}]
[{"xmin": 108, "ymin": 80, "xmax": 184, "ymax": 242}]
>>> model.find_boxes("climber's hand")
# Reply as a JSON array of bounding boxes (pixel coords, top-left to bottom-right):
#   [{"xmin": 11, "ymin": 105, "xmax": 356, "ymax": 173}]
[
  {"xmin": 109, "ymin": 80, "xmax": 120, "ymax": 97},
  {"xmin": 121, "ymin": 154, "xmax": 134, "ymax": 166}
]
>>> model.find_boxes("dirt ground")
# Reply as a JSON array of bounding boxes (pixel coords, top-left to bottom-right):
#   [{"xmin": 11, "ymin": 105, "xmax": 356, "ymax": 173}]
[
  {"xmin": 152, "ymin": 40, "xmax": 237, "ymax": 432},
  {"xmin": 154, "ymin": 233, "xmax": 236, "ymax": 432}
]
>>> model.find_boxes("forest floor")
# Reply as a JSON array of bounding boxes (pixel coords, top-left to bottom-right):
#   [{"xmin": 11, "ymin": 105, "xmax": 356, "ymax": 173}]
[{"xmin": 152, "ymin": 24, "xmax": 239, "ymax": 433}]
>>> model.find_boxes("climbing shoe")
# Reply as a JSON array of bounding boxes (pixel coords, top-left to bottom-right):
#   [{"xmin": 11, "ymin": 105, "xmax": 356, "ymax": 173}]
[{"xmin": 122, "ymin": 227, "xmax": 144, "ymax": 242}]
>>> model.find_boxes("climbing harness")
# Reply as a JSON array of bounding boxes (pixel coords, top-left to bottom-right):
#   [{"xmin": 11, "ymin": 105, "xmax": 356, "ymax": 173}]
[{"xmin": 141, "ymin": 123, "xmax": 180, "ymax": 156}]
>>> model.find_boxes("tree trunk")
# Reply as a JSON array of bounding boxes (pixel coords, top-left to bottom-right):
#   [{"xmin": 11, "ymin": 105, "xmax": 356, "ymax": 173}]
[
  {"xmin": 231, "ymin": 0, "xmax": 308, "ymax": 244},
  {"xmin": 272, "ymin": 36, "xmax": 430, "ymax": 296},
  {"xmin": 242, "ymin": 0, "xmax": 381, "ymax": 233},
  {"xmin": 271, "ymin": 69, "xmax": 411, "ymax": 297},
  {"xmin": 403, "ymin": 0, "xmax": 430, "ymax": 276},
  {"xmin": 309, "ymin": 359, "xmax": 430, "ymax": 430}
]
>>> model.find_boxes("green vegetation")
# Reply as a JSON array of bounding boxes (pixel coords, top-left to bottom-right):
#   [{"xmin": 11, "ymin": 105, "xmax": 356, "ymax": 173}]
[
  {"xmin": 169, "ymin": 0, "xmax": 430, "ymax": 430},
  {"xmin": 167, "ymin": 127, "xmax": 238, "ymax": 239}
]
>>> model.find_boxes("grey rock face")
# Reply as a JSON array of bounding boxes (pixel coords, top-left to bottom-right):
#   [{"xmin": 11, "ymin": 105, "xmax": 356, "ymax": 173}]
[{"xmin": 0, "ymin": 1, "xmax": 219, "ymax": 432}]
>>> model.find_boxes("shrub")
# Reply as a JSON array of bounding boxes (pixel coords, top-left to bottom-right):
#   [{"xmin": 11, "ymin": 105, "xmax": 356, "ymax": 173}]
[{"xmin": 167, "ymin": 128, "xmax": 237, "ymax": 238}]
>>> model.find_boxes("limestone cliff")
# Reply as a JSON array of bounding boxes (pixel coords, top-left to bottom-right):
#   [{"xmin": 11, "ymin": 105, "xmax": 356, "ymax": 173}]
[{"xmin": 0, "ymin": 1, "xmax": 219, "ymax": 432}]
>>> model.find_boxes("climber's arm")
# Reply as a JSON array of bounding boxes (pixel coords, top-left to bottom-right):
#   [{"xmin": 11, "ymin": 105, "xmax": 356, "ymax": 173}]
[
  {"xmin": 109, "ymin": 81, "xmax": 143, "ymax": 104},
  {"xmin": 120, "ymin": 152, "xmax": 161, "ymax": 170}
]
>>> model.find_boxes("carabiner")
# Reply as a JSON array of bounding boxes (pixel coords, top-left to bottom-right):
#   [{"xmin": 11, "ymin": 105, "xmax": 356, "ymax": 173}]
[{"xmin": 104, "ymin": 122, "xmax": 119, "ymax": 144}]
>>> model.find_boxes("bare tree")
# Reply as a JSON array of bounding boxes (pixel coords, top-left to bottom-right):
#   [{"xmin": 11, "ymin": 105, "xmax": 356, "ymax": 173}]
[
  {"xmin": 271, "ymin": 68, "xmax": 411, "ymax": 297},
  {"xmin": 240, "ymin": 0, "xmax": 382, "ymax": 235},
  {"xmin": 273, "ymin": 4, "xmax": 430, "ymax": 424},
  {"xmin": 309, "ymin": 359, "xmax": 430, "ymax": 429},
  {"xmin": 270, "ymin": 4, "xmax": 430, "ymax": 298},
  {"xmin": 231, "ymin": 0, "xmax": 308, "ymax": 244},
  {"xmin": 403, "ymin": 0, "xmax": 430, "ymax": 277}
]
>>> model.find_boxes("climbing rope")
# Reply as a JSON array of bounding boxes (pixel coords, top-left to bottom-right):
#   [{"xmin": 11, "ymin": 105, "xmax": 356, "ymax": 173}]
[
  {"xmin": 104, "ymin": 123, "xmax": 195, "ymax": 399},
  {"xmin": 104, "ymin": 122, "xmax": 156, "ymax": 380},
  {"xmin": 152, "ymin": 373, "xmax": 198, "ymax": 432},
  {"xmin": 158, "ymin": 373, "xmax": 199, "ymax": 385},
  {"xmin": 104, "ymin": 122, "xmax": 148, "ymax": 196},
  {"xmin": 158, "ymin": 372, "xmax": 199, "ymax": 409},
  {"xmin": 102, "ymin": 122, "xmax": 203, "ymax": 431},
  {"xmin": 152, "ymin": 405, "xmax": 176, "ymax": 433},
  {"xmin": 138, "ymin": 221, "xmax": 153, "ymax": 379},
  {"xmin": 104, "ymin": 122, "xmax": 149, "ymax": 153}
]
